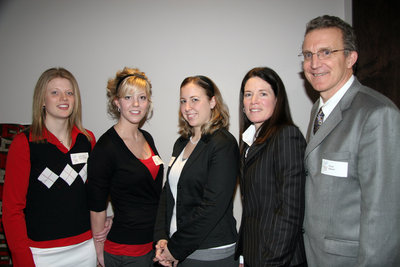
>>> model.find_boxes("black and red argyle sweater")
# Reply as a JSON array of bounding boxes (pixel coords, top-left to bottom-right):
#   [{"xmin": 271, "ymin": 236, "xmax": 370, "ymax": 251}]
[{"xmin": 24, "ymin": 131, "xmax": 92, "ymax": 241}]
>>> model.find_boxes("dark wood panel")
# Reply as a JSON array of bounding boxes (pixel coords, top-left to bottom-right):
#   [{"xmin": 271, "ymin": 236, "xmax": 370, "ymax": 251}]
[{"xmin": 353, "ymin": 0, "xmax": 400, "ymax": 108}]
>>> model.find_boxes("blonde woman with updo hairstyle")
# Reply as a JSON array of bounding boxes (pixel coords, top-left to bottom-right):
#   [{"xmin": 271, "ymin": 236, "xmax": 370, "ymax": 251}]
[
  {"xmin": 87, "ymin": 67, "xmax": 163, "ymax": 267},
  {"xmin": 154, "ymin": 76, "xmax": 239, "ymax": 267},
  {"xmin": 3, "ymin": 67, "xmax": 107, "ymax": 267}
]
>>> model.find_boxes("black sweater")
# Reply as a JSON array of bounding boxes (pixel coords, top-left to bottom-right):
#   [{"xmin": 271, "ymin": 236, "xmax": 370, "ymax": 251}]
[{"xmin": 87, "ymin": 127, "xmax": 163, "ymax": 244}]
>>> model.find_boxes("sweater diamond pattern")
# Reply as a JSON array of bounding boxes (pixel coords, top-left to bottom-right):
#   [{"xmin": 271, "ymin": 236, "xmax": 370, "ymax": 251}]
[
  {"xmin": 38, "ymin": 167, "xmax": 59, "ymax": 188},
  {"xmin": 79, "ymin": 164, "xmax": 87, "ymax": 183},
  {"xmin": 60, "ymin": 164, "xmax": 78, "ymax": 186}
]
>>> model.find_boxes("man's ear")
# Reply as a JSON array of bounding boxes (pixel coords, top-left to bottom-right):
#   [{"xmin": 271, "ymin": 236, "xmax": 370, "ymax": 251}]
[{"xmin": 347, "ymin": 50, "xmax": 358, "ymax": 69}]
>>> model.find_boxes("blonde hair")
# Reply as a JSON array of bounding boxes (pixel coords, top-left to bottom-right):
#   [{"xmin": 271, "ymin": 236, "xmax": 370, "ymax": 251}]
[
  {"xmin": 178, "ymin": 76, "xmax": 229, "ymax": 138},
  {"xmin": 107, "ymin": 67, "xmax": 153, "ymax": 128},
  {"xmin": 31, "ymin": 67, "xmax": 91, "ymax": 142}
]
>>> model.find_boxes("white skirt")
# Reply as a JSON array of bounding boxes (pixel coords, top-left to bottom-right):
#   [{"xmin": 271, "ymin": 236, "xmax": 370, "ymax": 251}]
[{"xmin": 30, "ymin": 238, "xmax": 96, "ymax": 267}]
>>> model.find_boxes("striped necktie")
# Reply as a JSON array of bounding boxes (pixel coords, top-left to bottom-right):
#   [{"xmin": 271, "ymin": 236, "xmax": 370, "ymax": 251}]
[{"xmin": 313, "ymin": 107, "xmax": 324, "ymax": 134}]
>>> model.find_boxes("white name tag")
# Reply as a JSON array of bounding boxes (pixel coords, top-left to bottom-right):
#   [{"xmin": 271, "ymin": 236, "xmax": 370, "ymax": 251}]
[
  {"xmin": 321, "ymin": 159, "xmax": 348, "ymax": 177},
  {"xmin": 70, "ymin": 152, "xmax": 89, "ymax": 165},
  {"xmin": 168, "ymin": 157, "xmax": 176, "ymax": 167},
  {"xmin": 152, "ymin": 155, "xmax": 164, "ymax": 166}
]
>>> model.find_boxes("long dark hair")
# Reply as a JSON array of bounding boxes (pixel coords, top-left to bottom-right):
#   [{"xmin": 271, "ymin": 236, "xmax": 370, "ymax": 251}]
[{"xmin": 239, "ymin": 67, "xmax": 294, "ymax": 154}]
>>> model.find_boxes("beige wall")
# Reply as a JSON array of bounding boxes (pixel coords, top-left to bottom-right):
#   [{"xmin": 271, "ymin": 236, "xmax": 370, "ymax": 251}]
[{"xmin": 0, "ymin": 0, "xmax": 350, "ymax": 224}]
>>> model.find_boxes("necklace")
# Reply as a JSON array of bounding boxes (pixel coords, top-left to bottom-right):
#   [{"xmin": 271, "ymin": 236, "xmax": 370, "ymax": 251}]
[
  {"xmin": 57, "ymin": 136, "xmax": 69, "ymax": 146},
  {"xmin": 189, "ymin": 136, "xmax": 199, "ymax": 145}
]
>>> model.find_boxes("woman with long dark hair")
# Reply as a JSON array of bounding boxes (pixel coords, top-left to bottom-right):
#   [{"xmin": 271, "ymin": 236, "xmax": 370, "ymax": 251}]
[{"xmin": 235, "ymin": 67, "xmax": 307, "ymax": 267}]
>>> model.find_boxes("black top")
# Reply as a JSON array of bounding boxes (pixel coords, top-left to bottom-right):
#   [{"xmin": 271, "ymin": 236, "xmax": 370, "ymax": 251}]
[
  {"xmin": 154, "ymin": 128, "xmax": 239, "ymax": 261},
  {"xmin": 87, "ymin": 127, "xmax": 163, "ymax": 244}
]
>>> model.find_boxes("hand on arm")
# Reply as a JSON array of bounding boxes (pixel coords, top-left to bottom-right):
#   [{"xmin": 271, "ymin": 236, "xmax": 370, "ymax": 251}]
[
  {"xmin": 87, "ymin": 137, "xmax": 115, "ymax": 266},
  {"xmin": 90, "ymin": 211, "xmax": 107, "ymax": 267},
  {"xmin": 92, "ymin": 216, "xmax": 113, "ymax": 242}
]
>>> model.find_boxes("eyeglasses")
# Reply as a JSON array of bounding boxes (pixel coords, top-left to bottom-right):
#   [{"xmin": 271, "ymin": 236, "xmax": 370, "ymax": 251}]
[{"xmin": 298, "ymin": 49, "xmax": 348, "ymax": 61}]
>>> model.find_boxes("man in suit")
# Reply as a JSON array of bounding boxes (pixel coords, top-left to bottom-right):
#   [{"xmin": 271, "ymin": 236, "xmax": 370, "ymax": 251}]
[{"xmin": 300, "ymin": 15, "xmax": 400, "ymax": 266}]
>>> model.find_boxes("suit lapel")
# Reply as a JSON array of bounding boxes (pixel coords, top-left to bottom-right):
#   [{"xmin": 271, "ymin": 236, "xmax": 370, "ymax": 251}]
[
  {"xmin": 306, "ymin": 101, "xmax": 320, "ymax": 142},
  {"xmin": 305, "ymin": 106, "xmax": 343, "ymax": 157},
  {"xmin": 180, "ymin": 140, "xmax": 207, "ymax": 175},
  {"xmin": 245, "ymin": 141, "xmax": 267, "ymax": 165},
  {"xmin": 305, "ymin": 78, "xmax": 362, "ymax": 159},
  {"xmin": 172, "ymin": 134, "xmax": 210, "ymax": 178},
  {"xmin": 166, "ymin": 138, "xmax": 187, "ymax": 179},
  {"xmin": 240, "ymin": 141, "xmax": 267, "ymax": 196}
]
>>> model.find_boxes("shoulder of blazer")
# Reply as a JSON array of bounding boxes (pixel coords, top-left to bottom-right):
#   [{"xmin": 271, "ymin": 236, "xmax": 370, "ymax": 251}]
[
  {"xmin": 340, "ymin": 78, "xmax": 398, "ymax": 114},
  {"xmin": 246, "ymin": 125, "xmax": 302, "ymax": 161},
  {"xmin": 203, "ymin": 128, "xmax": 237, "ymax": 146},
  {"xmin": 356, "ymin": 81, "xmax": 399, "ymax": 110},
  {"xmin": 278, "ymin": 124, "xmax": 304, "ymax": 138},
  {"xmin": 173, "ymin": 128, "xmax": 237, "ymax": 151},
  {"xmin": 173, "ymin": 135, "xmax": 188, "ymax": 154}
]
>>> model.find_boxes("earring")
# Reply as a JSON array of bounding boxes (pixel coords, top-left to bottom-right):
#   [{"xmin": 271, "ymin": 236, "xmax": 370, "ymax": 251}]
[
  {"xmin": 243, "ymin": 107, "xmax": 245, "ymax": 112},
  {"xmin": 117, "ymin": 107, "xmax": 120, "ymax": 112}
]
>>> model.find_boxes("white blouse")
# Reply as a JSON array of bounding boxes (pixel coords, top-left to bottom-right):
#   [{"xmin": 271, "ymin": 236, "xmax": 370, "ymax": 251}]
[{"xmin": 168, "ymin": 149, "xmax": 187, "ymax": 236}]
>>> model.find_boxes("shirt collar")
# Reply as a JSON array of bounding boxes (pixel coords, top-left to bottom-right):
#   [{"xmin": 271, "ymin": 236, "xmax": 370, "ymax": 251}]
[
  {"xmin": 318, "ymin": 75, "xmax": 354, "ymax": 120},
  {"xmin": 43, "ymin": 126, "xmax": 81, "ymax": 152},
  {"xmin": 242, "ymin": 124, "xmax": 256, "ymax": 147}
]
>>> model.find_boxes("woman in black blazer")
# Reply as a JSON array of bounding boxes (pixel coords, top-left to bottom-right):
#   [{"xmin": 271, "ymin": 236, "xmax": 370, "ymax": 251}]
[
  {"xmin": 235, "ymin": 67, "xmax": 307, "ymax": 267},
  {"xmin": 153, "ymin": 76, "xmax": 239, "ymax": 267}
]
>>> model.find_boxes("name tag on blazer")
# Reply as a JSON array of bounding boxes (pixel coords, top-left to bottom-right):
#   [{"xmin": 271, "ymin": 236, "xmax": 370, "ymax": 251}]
[
  {"xmin": 70, "ymin": 152, "xmax": 89, "ymax": 165},
  {"xmin": 168, "ymin": 157, "xmax": 176, "ymax": 167},
  {"xmin": 321, "ymin": 159, "xmax": 348, "ymax": 177}
]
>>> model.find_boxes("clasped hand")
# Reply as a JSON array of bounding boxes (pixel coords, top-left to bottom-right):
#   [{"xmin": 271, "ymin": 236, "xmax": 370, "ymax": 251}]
[{"xmin": 153, "ymin": 240, "xmax": 179, "ymax": 267}]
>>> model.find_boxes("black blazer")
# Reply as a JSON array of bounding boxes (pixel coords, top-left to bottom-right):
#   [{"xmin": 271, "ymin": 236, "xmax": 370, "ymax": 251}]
[
  {"xmin": 236, "ymin": 125, "xmax": 307, "ymax": 266},
  {"xmin": 154, "ymin": 128, "xmax": 239, "ymax": 261}
]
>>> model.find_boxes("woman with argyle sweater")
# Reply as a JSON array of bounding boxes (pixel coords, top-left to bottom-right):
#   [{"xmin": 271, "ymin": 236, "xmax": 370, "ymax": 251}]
[{"xmin": 2, "ymin": 68, "xmax": 109, "ymax": 266}]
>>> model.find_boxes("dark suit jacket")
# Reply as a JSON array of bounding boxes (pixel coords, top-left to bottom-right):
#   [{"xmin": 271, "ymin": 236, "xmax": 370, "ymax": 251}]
[
  {"xmin": 154, "ymin": 128, "xmax": 239, "ymax": 261},
  {"xmin": 236, "ymin": 125, "xmax": 307, "ymax": 267}
]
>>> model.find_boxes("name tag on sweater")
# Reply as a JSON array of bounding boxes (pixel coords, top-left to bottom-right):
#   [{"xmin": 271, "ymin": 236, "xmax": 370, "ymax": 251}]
[
  {"xmin": 70, "ymin": 152, "xmax": 89, "ymax": 165},
  {"xmin": 152, "ymin": 155, "xmax": 164, "ymax": 166},
  {"xmin": 321, "ymin": 159, "xmax": 348, "ymax": 177}
]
